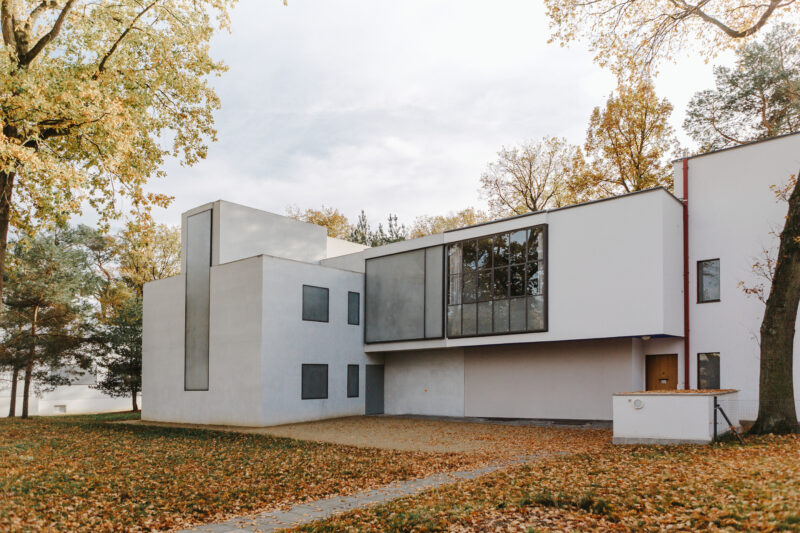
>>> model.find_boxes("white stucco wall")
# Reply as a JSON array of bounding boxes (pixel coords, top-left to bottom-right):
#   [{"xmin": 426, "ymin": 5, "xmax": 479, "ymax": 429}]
[
  {"xmin": 675, "ymin": 133, "xmax": 800, "ymax": 419},
  {"xmin": 384, "ymin": 349, "xmax": 465, "ymax": 417},
  {"xmin": 259, "ymin": 256, "xmax": 372, "ymax": 426},
  {"xmin": 142, "ymin": 256, "xmax": 265, "ymax": 426},
  {"xmin": 364, "ymin": 189, "xmax": 683, "ymax": 353},
  {"xmin": 613, "ymin": 391, "xmax": 740, "ymax": 444},
  {"xmin": 463, "ymin": 339, "xmax": 640, "ymax": 420}
]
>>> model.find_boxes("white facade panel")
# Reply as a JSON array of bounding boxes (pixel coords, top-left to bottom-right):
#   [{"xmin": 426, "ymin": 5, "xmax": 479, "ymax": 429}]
[{"xmin": 384, "ymin": 349, "xmax": 465, "ymax": 417}]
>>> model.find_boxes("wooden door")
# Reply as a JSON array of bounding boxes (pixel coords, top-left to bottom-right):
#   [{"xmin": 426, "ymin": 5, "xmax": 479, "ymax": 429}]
[{"xmin": 646, "ymin": 354, "xmax": 678, "ymax": 391}]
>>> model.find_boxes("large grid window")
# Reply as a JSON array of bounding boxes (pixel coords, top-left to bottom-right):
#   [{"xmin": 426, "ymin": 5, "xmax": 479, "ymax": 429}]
[
  {"xmin": 698, "ymin": 353, "xmax": 720, "ymax": 389},
  {"xmin": 446, "ymin": 225, "xmax": 547, "ymax": 337}
]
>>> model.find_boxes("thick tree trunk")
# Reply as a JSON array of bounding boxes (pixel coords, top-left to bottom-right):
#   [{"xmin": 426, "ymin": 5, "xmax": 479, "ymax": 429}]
[
  {"xmin": 131, "ymin": 386, "xmax": 138, "ymax": 412},
  {"xmin": 8, "ymin": 365, "xmax": 18, "ymax": 417},
  {"xmin": 750, "ymin": 173, "xmax": 800, "ymax": 434},
  {"xmin": 21, "ymin": 356, "xmax": 33, "ymax": 419},
  {"xmin": 0, "ymin": 170, "xmax": 15, "ymax": 303}
]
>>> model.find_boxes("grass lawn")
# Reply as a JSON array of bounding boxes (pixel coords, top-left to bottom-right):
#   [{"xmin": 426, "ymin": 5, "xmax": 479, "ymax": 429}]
[
  {"xmin": 0, "ymin": 413, "xmax": 470, "ymax": 531},
  {"xmin": 292, "ymin": 434, "xmax": 800, "ymax": 532}
]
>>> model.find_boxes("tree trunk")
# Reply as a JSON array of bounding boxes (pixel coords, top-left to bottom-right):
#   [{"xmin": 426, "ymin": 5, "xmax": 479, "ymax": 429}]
[
  {"xmin": 132, "ymin": 386, "xmax": 138, "ymax": 412},
  {"xmin": 8, "ymin": 365, "xmax": 18, "ymax": 417},
  {"xmin": 750, "ymin": 173, "xmax": 800, "ymax": 434},
  {"xmin": 0, "ymin": 170, "xmax": 15, "ymax": 304},
  {"xmin": 21, "ymin": 355, "xmax": 33, "ymax": 419}
]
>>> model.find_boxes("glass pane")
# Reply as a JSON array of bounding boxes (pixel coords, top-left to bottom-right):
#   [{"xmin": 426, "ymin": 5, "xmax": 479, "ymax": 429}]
[
  {"xmin": 527, "ymin": 295, "xmax": 545, "ymax": 331},
  {"xmin": 462, "ymin": 240, "xmax": 477, "ymax": 272},
  {"xmin": 302, "ymin": 364, "xmax": 328, "ymax": 399},
  {"xmin": 493, "ymin": 233, "xmax": 509, "ymax": 267},
  {"xmin": 509, "ymin": 297, "xmax": 526, "ymax": 331},
  {"xmin": 449, "ymin": 274, "xmax": 462, "ymax": 305},
  {"xmin": 493, "ymin": 299, "xmax": 509, "ymax": 333},
  {"xmin": 493, "ymin": 267, "xmax": 509, "ymax": 299},
  {"xmin": 478, "ymin": 301, "xmax": 493, "ymax": 334},
  {"xmin": 477, "ymin": 270, "xmax": 492, "ymax": 302},
  {"xmin": 448, "ymin": 243, "xmax": 463, "ymax": 275},
  {"xmin": 698, "ymin": 353, "xmax": 720, "ymax": 389},
  {"xmin": 527, "ymin": 227, "xmax": 543, "ymax": 262},
  {"xmin": 447, "ymin": 305, "xmax": 462, "ymax": 337},
  {"xmin": 462, "ymin": 273, "xmax": 477, "ymax": 304},
  {"xmin": 700, "ymin": 260, "xmax": 720, "ymax": 301},
  {"xmin": 510, "ymin": 264, "xmax": 525, "ymax": 297},
  {"xmin": 477, "ymin": 237, "xmax": 493, "ymax": 269},
  {"xmin": 509, "ymin": 230, "xmax": 526, "ymax": 264},
  {"xmin": 462, "ymin": 303, "xmax": 477, "ymax": 335},
  {"xmin": 526, "ymin": 262, "xmax": 544, "ymax": 295},
  {"xmin": 347, "ymin": 365, "xmax": 359, "ymax": 398},
  {"xmin": 303, "ymin": 285, "xmax": 330, "ymax": 322},
  {"xmin": 347, "ymin": 291, "xmax": 360, "ymax": 325}
]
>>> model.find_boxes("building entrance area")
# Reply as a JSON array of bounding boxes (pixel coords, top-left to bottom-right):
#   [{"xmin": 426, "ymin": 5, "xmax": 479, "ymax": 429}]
[
  {"xmin": 365, "ymin": 364, "xmax": 384, "ymax": 415},
  {"xmin": 645, "ymin": 354, "xmax": 678, "ymax": 390}
]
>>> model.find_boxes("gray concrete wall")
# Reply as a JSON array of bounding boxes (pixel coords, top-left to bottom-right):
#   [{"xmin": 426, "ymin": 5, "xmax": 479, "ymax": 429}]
[{"xmin": 384, "ymin": 349, "xmax": 465, "ymax": 417}]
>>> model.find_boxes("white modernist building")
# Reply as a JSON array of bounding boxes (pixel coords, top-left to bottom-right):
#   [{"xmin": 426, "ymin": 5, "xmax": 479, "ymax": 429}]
[{"xmin": 143, "ymin": 133, "xmax": 800, "ymax": 427}]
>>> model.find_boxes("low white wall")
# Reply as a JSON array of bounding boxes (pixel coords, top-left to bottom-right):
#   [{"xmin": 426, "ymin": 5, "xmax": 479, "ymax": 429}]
[
  {"xmin": 142, "ymin": 256, "xmax": 265, "ymax": 426},
  {"xmin": 613, "ymin": 391, "xmax": 740, "ymax": 444},
  {"xmin": 464, "ymin": 338, "xmax": 637, "ymax": 420},
  {"xmin": 384, "ymin": 349, "xmax": 465, "ymax": 417},
  {"xmin": 1, "ymin": 383, "xmax": 137, "ymax": 417}
]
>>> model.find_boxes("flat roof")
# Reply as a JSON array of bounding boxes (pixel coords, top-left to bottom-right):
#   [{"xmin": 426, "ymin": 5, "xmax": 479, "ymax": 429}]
[
  {"xmin": 672, "ymin": 131, "xmax": 800, "ymax": 163},
  {"xmin": 444, "ymin": 186, "xmax": 679, "ymax": 234}
]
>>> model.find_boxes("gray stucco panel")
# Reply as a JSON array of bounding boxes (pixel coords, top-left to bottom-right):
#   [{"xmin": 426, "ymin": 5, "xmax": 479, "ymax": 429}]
[
  {"xmin": 365, "ymin": 249, "xmax": 425, "ymax": 342},
  {"xmin": 185, "ymin": 209, "xmax": 212, "ymax": 390}
]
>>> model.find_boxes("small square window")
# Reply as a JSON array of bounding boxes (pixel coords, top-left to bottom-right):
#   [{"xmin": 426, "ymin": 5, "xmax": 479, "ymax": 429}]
[
  {"xmin": 697, "ymin": 353, "xmax": 720, "ymax": 389},
  {"xmin": 697, "ymin": 259, "xmax": 720, "ymax": 303},
  {"xmin": 302, "ymin": 364, "xmax": 328, "ymax": 399},
  {"xmin": 302, "ymin": 285, "xmax": 329, "ymax": 322},
  {"xmin": 348, "ymin": 291, "xmax": 360, "ymax": 325},
  {"xmin": 347, "ymin": 364, "xmax": 359, "ymax": 398}
]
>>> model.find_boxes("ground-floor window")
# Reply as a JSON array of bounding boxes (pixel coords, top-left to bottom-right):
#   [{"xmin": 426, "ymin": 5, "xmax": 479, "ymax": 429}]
[
  {"xmin": 697, "ymin": 352, "xmax": 720, "ymax": 389},
  {"xmin": 301, "ymin": 364, "xmax": 328, "ymax": 399},
  {"xmin": 347, "ymin": 364, "xmax": 359, "ymax": 397}
]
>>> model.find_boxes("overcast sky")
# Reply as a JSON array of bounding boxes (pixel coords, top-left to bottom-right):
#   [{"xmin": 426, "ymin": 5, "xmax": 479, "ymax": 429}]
[{"xmin": 145, "ymin": 0, "xmax": 733, "ymax": 228}]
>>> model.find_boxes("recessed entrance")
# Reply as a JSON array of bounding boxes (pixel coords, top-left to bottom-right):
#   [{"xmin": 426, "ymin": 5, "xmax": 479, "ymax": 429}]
[{"xmin": 645, "ymin": 354, "xmax": 678, "ymax": 391}]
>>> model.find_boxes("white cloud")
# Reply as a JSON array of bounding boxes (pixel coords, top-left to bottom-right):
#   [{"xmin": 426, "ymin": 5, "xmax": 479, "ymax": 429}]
[{"xmin": 142, "ymin": 0, "xmax": 732, "ymax": 228}]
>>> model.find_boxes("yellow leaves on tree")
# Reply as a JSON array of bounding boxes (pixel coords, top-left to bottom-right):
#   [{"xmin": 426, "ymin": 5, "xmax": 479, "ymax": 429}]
[
  {"xmin": 409, "ymin": 208, "xmax": 491, "ymax": 238},
  {"xmin": 544, "ymin": 0, "xmax": 799, "ymax": 73},
  {"xmin": 286, "ymin": 205, "xmax": 353, "ymax": 239}
]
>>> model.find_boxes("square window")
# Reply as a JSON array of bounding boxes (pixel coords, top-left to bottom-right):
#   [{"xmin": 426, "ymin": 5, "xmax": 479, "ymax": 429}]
[
  {"xmin": 347, "ymin": 291, "xmax": 360, "ymax": 325},
  {"xmin": 302, "ymin": 285, "xmax": 329, "ymax": 322},
  {"xmin": 698, "ymin": 259, "xmax": 720, "ymax": 302},
  {"xmin": 302, "ymin": 364, "xmax": 328, "ymax": 399},
  {"xmin": 697, "ymin": 353, "xmax": 720, "ymax": 389},
  {"xmin": 347, "ymin": 364, "xmax": 359, "ymax": 398}
]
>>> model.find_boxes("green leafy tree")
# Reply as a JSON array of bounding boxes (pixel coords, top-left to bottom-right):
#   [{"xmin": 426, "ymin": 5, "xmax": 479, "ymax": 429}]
[
  {"xmin": 0, "ymin": 0, "xmax": 233, "ymax": 302},
  {"xmin": 92, "ymin": 297, "xmax": 142, "ymax": 411},
  {"xmin": 2, "ymin": 227, "xmax": 97, "ymax": 418},
  {"xmin": 684, "ymin": 24, "xmax": 800, "ymax": 150}
]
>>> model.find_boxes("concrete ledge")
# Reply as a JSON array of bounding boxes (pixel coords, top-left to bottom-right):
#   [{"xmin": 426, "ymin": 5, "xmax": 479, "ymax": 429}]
[{"xmin": 613, "ymin": 437, "xmax": 710, "ymax": 445}]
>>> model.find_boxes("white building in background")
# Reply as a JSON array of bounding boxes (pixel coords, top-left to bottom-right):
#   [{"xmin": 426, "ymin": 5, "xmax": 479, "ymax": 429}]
[
  {"xmin": 142, "ymin": 133, "xmax": 800, "ymax": 427},
  {"xmin": 1, "ymin": 367, "xmax": 136, "ymax": 416}
]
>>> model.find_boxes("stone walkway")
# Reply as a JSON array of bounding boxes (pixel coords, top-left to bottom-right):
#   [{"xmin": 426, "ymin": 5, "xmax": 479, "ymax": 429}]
[{"xmin": 180, "ymin": 456, "xmax": 548, "ymax": 533}]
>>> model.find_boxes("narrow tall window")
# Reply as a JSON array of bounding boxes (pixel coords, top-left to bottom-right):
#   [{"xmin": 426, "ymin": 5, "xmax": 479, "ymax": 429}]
[
  {"xmin": 301, "ymin": 364, "xmax": 328, "ymax": 399},
  {"xmin": 697, "ymin": 259, "xmax": 720, "ymax": 303},
  {"xmin": 302, "ymin": 285, "xmax": 329, "ymax": 322},
  {"xmin": 347, "ymin": 364, "xmax": 359, "ymax": 397},
  {"xmin": 348, "ymin": 291, "xmax": 360, "ymax": 325},
  {"xmin": 697, "ymin": 353, "xmax": 720, "ymax": 389}
]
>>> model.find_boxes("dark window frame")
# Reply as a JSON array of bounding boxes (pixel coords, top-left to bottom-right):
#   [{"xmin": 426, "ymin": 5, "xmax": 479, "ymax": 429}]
[
  {"xmin": 697, "ymin": 258, "xmax": 721, "ymax": 303},
  {"xmin": 697, "ymin": 352, "xmax": 721, "ymax": 389},
  {"xmin": 446, "ymin": 223, "xmax": 548, "ymax": 339},
  {"xmin": 302, "ymin": 284, "xmax": 330, "ymax": 322},
  {"xmin": 301, "ymin": 364, "xmax": 328, "ymax": 399},
  {"xmin": 347, "ymin": 364, "xmax": 359, "ymax": 398},
  {"xmin": 347, "ymin": 291, "xmax": 360, "ymax": 325}
]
